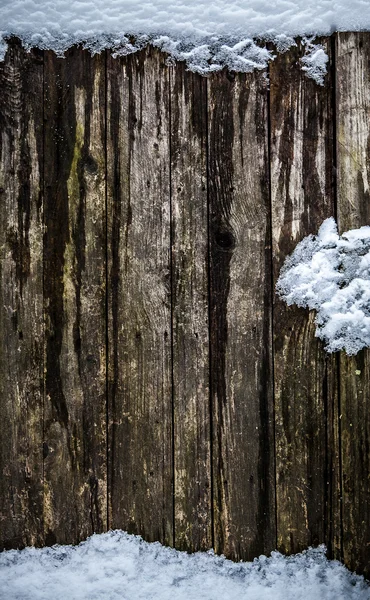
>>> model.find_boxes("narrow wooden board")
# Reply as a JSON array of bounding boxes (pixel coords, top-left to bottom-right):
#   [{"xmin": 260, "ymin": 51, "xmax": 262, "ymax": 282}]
[
  {"xmin": 208, "ymin": 69, "xmax": 275, "ymax": 560},
  {"xmin": 0, "ymin": 40, "xmax": 44, "ymax": 549},
  {"xmin": 336, "ymin": 31, "xmax": 370, "ymax": 577},
  {"xmin": 43, "ymin": 47, "xmax": 107, "ymax": 545},
  {"xmin": 107, "ymin": 48, "xmax": 173, "ymax": 544},
  {"xmin": 170, "ymin": 64, "xmax": 211, "ymax": 551},
  {"xmin": 270, "ymin": 39, "xmax": 340, "ymax": 557}
]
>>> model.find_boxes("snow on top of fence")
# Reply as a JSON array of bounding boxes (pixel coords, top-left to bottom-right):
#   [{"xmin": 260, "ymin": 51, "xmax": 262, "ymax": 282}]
[
  {"xmin": 0, "ymin": 0, "xmax": 369, "ymax": 81},
  {"xmin": 0, "ymin": 530, "xmax": 369, "ymax": 600},
  {"xmin": 1, "ymin": 0, "xmax": 369, "ymax": 42}
]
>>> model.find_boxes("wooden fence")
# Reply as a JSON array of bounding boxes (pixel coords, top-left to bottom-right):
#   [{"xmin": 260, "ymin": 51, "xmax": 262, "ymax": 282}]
[{"xmin": 0, "ymin": 33, "xmax": 369, "ymax": 577}]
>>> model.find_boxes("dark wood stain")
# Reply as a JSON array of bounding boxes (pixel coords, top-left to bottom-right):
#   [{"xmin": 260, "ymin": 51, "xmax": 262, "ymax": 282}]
[
  {"xmin": 107, "ymin": 50, "xmax": 122, "ymax": 528},
  {"xmin": 208, "ymin": 71, "xmax": 234, "ymax": 556},
  {"xmin": 0, "ymin": 39, "xmax": 44, "ymax": 549}
]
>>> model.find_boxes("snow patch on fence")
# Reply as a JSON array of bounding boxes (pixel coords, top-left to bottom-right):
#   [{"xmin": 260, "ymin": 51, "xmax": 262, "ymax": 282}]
[
  {"xmin": 0, "ymin": 530, "xmax": 369, "ymax": 600},
  {"xmin": 277, "ymin": 218, "xmax": 370, "ymax": 355},
  {"xmin": 300, "ymin": 38, "xmax": 329, "ymax": 85}
]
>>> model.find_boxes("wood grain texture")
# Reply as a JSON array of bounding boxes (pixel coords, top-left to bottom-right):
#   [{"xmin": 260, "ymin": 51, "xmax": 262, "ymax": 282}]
[
  {"xmin": 43, "ymin": 47, "xmax": 107, "ymax": 545},
  {"xmin": 336, "ymin": 31, "xmax": 370, "ymax": 577},
  {"xmin": 170, "ymin": 64, "xmax": 211, "ymax": 551},
  {"xmin": 208, "ymin": 69, "xmax": 275, "ymax": 560},
  {"xmin": 270, "ymin": 39, "xmax": 340, "ymax": 558},
  {"xmin": 107, "ymin": 48, "xmax": 173, "ymax": 544},
  {"xmin": 0, "ymin": 40, "xmax": 44, "ymax": 550},
  {"xmin": 1, "ymin": 38, "xmax": 370, "ymax": 580}
]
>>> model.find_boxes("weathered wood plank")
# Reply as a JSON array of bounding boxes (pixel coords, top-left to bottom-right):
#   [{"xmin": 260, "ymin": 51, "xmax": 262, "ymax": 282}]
[
  {"xmin": 336, "ymin": 31, "xmax": 370, "ymax": 577},
  {"xmin": 107, "ymin": 48, "xmax": 173, "ymax": 544},
  {"xmin": 170, "ymin": 64, "xmax": 211, "ymax": 551},
  {"xmin": 43, "ymin": 47, "xmax": 107, "ymax": 545},
  {"xmin": 270, "ymin": 39, "xmax": 340, "ymax": 557},
  {"xmin": 208, "ymin": 69, "xmax": 275, "ymax": 560},
  {"xmin": 0, "ymin": 40, "xmax": 44, "ymax": 549}
]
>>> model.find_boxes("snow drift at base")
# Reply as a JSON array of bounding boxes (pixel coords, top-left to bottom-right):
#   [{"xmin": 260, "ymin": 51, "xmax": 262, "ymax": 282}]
[{"xmin": 0, "ymin": 530, "xmax": 369, "ymax": 600}]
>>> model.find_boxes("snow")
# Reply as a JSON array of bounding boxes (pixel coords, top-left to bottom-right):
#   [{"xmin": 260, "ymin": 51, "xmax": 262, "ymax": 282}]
[
  {"xmin": 300, "ymin": 38, "xmax": 329, "ymax": 85},
  {"xmin": 1, "ymin": 0, "xmax": 370, "ymax": 44},
  {"xmin": 0, "ymin": 0, "xmax": 369, "ymax": 79},
  {"xmin": 276, "ymin": 218, "xmax": 370, "ymax": 355},
  {"xmin": 0, "ymin": 531, "xmax": 369, "ymax": 600},
  {"xmin": 152, "ymin": 36, "xmax": 274, "ymax": 75}
]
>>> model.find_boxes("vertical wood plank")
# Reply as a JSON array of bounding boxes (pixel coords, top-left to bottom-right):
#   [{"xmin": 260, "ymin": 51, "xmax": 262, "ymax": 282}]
[
  {"xmin": 0, "ymin": 40, "xmax": 44, "ymax": 549},
  {"xmin": 170, "ymin": 64, "xmax": 211, "ymax": 551},
  {"xmin": 43, "ymin": 48, "xmax": 107, "ymax": 545},
  {"xmin": 208, "ymin": 69, "xmax": 275, "ymax": 560},
  {"xmin": 336, "ymin": 31, "xmax": 370, "ymax": 577},
  {"xmin": 270, "ymin": 40, "xmax": 340, "ymax": 557},
  {"xmin": 107, "ymin": 48, "xmax": 173, "ymax": 544}
]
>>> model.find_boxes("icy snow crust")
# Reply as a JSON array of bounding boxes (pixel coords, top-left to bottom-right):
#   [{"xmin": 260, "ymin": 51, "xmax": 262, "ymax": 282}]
[
  {"xmin": 277, "ymin": 218, "xmax": 370, "ymax": 355},
  {"xmin": 0, "ymin": 0, "xmax": 369, "ymax": 80},
  {"xmin": 0, "ymin": 531, "xmax": 369, "ymax": 600}
]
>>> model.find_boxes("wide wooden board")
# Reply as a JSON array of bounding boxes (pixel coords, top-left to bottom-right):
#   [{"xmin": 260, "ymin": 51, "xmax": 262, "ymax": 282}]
[
  {"xmin": 43, "ymin": 47, "xmax": 107, "ymax": 544},
  {"xmin": 336, "ymin": 31, "xmax": 370, "ymax": 577},
  {"xmin": 208, "ymin": 69, "xmax": 276, "ymax": 560},
  {"xmin": 107, "ymin": 48, "xmax": 173, "ymax": 544},
  {"xmin": 270, "ymin": 39, "xmax": 340, "ymax": 558},
  {"xmin": 0, "ymin": 40, "xmax": 44, "ymax": 549},
  {"xmin": 170, "ymin": 64, "xmax": 211, "ymax": 551}
]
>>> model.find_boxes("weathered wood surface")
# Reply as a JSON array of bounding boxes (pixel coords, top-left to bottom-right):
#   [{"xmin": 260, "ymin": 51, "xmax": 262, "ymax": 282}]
[
  {"xmin": 43, "ymin": 47, "xmax": 107, "ymax": 545},
  {"xmin": 0, "ymin": 40, "xmax": 44, "ymax": 549},
  {"xmin": 270, "ymin": 39, "xmax": 340, "ymax": 559},
  {"xmin": 170, "ymin": 64, "xmax": 211, "ymax": 551},
  {"xmin": 0, "ymin": 35, "xmax": 370, "ymax": 579},
  {"xmin": 208, "ymin": 70, "xmax": 276, "ymax": 560},
  {"xmin": 107, "ymin": 47, "xmax": 173, "ymax": 544},
  {"xmin": 336, "ymin": 31, "xmax": 370, "ymax": 577}
]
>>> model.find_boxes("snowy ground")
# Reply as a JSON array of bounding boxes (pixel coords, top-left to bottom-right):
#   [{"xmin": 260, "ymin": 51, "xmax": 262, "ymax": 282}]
[{"xmin": 0, "ymin": 531, "xmax": 369, "ymax": 600}]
